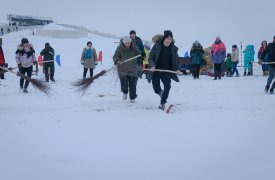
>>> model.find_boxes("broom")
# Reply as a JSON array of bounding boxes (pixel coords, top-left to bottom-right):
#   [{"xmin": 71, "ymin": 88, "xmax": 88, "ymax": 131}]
[
  {"xmin": 0, "ymin": 66, "xmax": 51, "ymax": 95},
  {"xmin": 143, "ymin": 68, "xmax": 183, "ymax": 74},
  {"xmin": 72, "ymin": 54, "xmax": 141, "ymax": 95}
]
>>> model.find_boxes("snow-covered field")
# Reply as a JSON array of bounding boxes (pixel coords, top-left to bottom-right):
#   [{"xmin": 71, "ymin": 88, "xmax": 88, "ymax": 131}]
[{"xmin": 0, "ymin": 24, "xmax": 274, "ymax": 180}]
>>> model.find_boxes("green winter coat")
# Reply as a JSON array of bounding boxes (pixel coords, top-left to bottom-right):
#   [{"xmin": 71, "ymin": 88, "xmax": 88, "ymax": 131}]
[
  {"xmin": 113, "ymin": 40, "xmax": 141, "ymax": 77},
  {"xmin": 81, "ymin": 47, "xmax": 97, "ymax": 68},
  {"xmin": 190, "ymin": 46, "xmax": 204, "ymax": 65},
  {"xmin": 226, "ymin": 58, "xmax": 232, "ymax": 68}
]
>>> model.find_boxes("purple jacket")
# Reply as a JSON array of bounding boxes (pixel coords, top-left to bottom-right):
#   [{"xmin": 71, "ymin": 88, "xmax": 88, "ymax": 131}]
[
  {"xmin": 15, "ymin": 46, "xmax": 36, "ymax": 68},
  {"xmin": 211, "ymin": 49, "xmax": 226, "ymax": 64}
]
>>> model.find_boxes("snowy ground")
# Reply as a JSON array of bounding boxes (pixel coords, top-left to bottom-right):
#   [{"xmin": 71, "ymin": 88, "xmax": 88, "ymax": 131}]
[{"xmin": 0, "ymin": 25, "xmax": 274, "ymax": 180}]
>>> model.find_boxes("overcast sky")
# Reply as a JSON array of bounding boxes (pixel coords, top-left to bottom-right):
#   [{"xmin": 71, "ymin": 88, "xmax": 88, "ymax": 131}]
[{"xmin": 1, "ymin": 0, "xmax": 274, "ymax": 51}]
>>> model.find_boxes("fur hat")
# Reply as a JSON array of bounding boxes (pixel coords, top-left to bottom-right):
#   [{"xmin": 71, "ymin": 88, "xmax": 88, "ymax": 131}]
[
  {"xmin": 163, "ymin": 30, "xmax": 173, "ymax": 39},
  {"xmin": 21, "ymin": 38, "xmax": 29, "ymax": 44},
  {"xmin": 216, "ymin": 36, "xmax": 221, "ymax": 39},
  {"xmin": 129, "ymin": 30, "xmax": 136, "ymax": 35},
  {"xmin": 122, "ymin": 36, "xmax": 132, "ymax": 44},
  {"xmin": 87, "ymin": 41, "xmax": 92, "ymax": 46}
]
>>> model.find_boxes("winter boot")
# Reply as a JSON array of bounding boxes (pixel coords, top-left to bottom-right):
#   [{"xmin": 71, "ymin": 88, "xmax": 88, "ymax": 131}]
[
  {"xmin": 123, "ymin": 93, "xmax": 127, "ymax": 100},
  {"xmin": 247, "ymin": 72, "xmax": 251, "ymax": 76},
  {"xmin": 243, "ymin": 72, "xmax": 247, "ymax": 76},
  {"xmin": 158, "ymin": 104, "xmax": 165, "ymax": 110},
  {"xmin": 265, "ymin": 85, "xmax": 269, "ymax": 93},
  {"xmin": 45, "ymin": 74, "xmax": 49, "ymax": 82},
  {"xmin": 130, "ymin": 99, "xmax": 135, "ymax": 103},
  {"xmin": 23, "ymin": 88, "xmax": 28, "ymax": 93},
  {"xmin": 270, "ymin": 89, "xmax": 274, "ymax": 94}
]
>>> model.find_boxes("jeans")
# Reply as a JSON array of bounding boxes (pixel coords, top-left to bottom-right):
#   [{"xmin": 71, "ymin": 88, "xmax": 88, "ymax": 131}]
[
  {"xmin": 267, "ymin": 65, "xmax": 275, "ymax": 90},
  {"xmin": 152, "ymin": 72, "xmax": 171, "ymax": 104},
  {"xmin": 19, "ymin": 66, "xmax": 33, "ymax": 88},
  {"xmin": 83, "ymin": 68, "xmax": 93, "ymax": 78},
  {"xmin": 231, "ymin": 61, "xmax": 239, "ymax": 76}
]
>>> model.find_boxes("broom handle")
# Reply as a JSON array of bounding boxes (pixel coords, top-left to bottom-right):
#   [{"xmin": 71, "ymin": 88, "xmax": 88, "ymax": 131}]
[
  {"xmin": 0, "ymin": 66, "xmax": 18, "ymax": 75},
  {"xmin": 106, "ymin": 54, "xmax": 142, "ymax": 72},
  {"xmin": 253, "ymin": 61, "xmax": 275, "ymax": 64},
  {"xmin": 40, "ymin": 60, "xmax": 55, "ymax": 63},
  {"xmin": 144, "ymin": 68, "xmax": 183, "ymax": 74}
]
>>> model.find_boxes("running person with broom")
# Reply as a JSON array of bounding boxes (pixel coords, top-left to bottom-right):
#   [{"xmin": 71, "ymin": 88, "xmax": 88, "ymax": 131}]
[
  {"xmin": 113, "ymin": 36, "xmax": 141, "ymax": 103},
  {"xmin": 147, "ymin": 30, "xmax": 181, "ymax": 110},
  {"xmin": 15, "ymin": 38, "xmax": 37, "ymax": 93}
]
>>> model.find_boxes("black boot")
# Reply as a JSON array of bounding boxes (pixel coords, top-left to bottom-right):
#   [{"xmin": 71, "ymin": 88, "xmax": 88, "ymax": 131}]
[
  {"xmin": 243, "ymin": 72, "xmax": 247, "ymax": 76},
  {"xmin": 45, "ymin": 74, "xmax": 49, "ymax": 82},
  {"xmin": 265, "ymin": 85, "xmax": 269, "ymax": 93}
]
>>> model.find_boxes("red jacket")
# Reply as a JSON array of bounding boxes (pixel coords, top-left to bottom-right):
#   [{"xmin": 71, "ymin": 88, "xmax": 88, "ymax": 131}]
[{"xmin": 0, "ymin": 45, "xmax": 4, "ymax": 65}]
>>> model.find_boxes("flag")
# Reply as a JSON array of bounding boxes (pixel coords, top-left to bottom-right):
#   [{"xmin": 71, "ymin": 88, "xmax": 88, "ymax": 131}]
[{"xmin": 98, "ymin": 50, "xmax": 102, "ymax": 65}]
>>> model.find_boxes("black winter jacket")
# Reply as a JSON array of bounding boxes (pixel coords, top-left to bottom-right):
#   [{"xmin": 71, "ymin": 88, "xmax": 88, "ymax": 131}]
[
  {"xmin": 147, "ymin": 38, "xmax": 180, "ymax": 83},
  {"xmin": 261, "ymin": 42, "xmax": 275, "ymax": 67}
]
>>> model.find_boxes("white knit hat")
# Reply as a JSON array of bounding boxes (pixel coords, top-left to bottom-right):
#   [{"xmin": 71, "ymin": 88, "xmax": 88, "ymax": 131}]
[{"xmin": 122, "ymin": 36, "xmax": 132, "ymax": 44}]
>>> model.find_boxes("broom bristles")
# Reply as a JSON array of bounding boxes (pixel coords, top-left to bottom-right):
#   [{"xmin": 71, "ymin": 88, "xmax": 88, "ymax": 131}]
[
  {"xmin": 17, "ymin": 72, "xmax": 51, "ymax": 95},
  {"xmin": 72, "ymin": 70, "xmax": 107, "ymax": 95}
]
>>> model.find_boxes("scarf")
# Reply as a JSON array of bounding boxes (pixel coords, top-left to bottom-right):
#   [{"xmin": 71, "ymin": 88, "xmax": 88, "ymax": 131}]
[
  {"xmin": 212, "ymin": 41, "xmax": 226, "ymax": 55},
  {"xmin": 85, "ymin": 48, "xmax": 92, "ymax": 59}
]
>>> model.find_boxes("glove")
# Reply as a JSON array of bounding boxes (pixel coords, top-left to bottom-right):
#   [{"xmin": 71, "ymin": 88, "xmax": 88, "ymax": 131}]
[
  {"xmin": 18, "ymin": 63, "xmax": 22, "ymax": 68},
  {"xmin": 33, "ymin": 61, "xmax": 37, "ymax": 65},
  {"xmin": 115, "ymin": 60, "xmax": 122, "ymax": 65},
  {"xmin": 258, "ymin": 59, "xmax": 262, "ymax": 65}
]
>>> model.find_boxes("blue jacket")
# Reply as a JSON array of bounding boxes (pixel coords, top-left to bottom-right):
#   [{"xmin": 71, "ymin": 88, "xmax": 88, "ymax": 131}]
[{"xmin": 211, "ymin": 43, "xmax": 226, "ymax": 64}]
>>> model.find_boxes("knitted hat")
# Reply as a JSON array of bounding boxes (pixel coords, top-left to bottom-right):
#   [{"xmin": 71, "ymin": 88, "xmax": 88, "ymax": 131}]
[
  {"xmin": 232, "ymin": 45, "xmax": 237, "ymax": 48},
  {"xmin": 45, "ymin": 42, "xmax": 50, "ymax": 46},
  {"xmin": 163, "ymin": 30, "xmax": 173, "ymax": 39},
  {"xmin": 122, "ymin": 36, "xmax": 132, "ymax": 44},
  {"xmin": 129, "ymin": 30, "xmax": 136, "ymax": 35},
  {"xmin": 21, "ymin": 38, "xmax": 29, "ymax": 44},
  {"xmin": 87, "ymin": 41, "xmax": 92, "ymax": 46}
]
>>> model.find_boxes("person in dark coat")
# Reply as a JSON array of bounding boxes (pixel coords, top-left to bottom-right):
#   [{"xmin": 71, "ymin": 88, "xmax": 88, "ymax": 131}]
[
  {"xmin": 148, "ymin": 30, "xmax": 181, "ymax": 110},
  {"xmin": 113, "ymin": 36, "xmax": 141, "ymax": 103},
  {"xmin": 259, "ymin": 35, "xmax": 275, "ymax": 94},
  {"xmin": 190, "ymin": 41, "xmax": 204, "ymax": 79},
  {"xmin": 40, "ymin": 42, "xmax": 55, "ymax": 82},
  {"xmin": 0, "ymin": 38, "xmax": 6, "ymax": 79},
  {"xmin": 130, "ymin": 30, "xmax": 146, "ymax": 79}
]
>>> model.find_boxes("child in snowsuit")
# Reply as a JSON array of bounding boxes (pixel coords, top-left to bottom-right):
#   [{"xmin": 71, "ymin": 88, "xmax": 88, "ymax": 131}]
[
  {"xmin": 243, "ymin": 45, "xmax": 254, "ymax": 76},
  {"xmin": 225, "ymin": 53, "xmax": 232, "ymax": 76}
]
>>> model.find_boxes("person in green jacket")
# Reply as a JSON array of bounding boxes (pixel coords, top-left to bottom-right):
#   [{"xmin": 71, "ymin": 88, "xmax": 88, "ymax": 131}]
[
  {"xmin": 225, "ymin": 53, "xmax": 232, "ymax": 76},
  {"xmin": 113, "ymin": 36, "xmax": 141, "ymax": 103}
]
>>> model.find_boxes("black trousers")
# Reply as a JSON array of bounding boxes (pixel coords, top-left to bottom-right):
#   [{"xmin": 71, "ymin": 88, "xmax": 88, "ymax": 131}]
[
  {"xmin": 214, "ymin": 63, "xmax": 222, "ymax": 79},
  {"xmin": 152, "ymin": 72, "xmax": 171, "ymax": 104},
  {"xmin": 44, "ymin": 62, "xmax": 55, "ymax": 80},
  {"xmin": 19, "ymin": 66, "xmax": 33, "ymax": 88},
  {"xmin": 119, "ymin": 76, "xmax": 137, "ymax": 100},
  {"xmin": 192, "ymin": 64, "xmax": 200, "ymax": 79},
  {"xmin": 0, "ymin": 64, "xmax": 4, "ymax": 79},
  {"xmin": 83, "ymin": 68, "xmax": 93, "ymax": 78}
]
